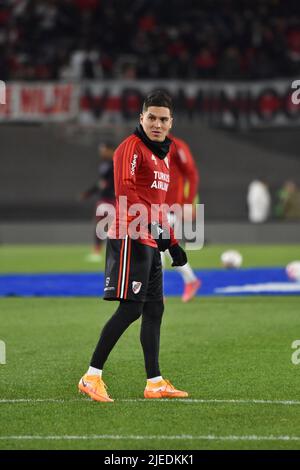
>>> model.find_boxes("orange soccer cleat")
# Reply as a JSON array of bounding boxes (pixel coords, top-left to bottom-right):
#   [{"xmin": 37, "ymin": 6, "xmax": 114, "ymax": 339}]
[
  {"xmin": 182, "ymin": 279, "xmax": 201, "ymax": 302},
  {"xmin": 78, "ymin": 374, "xmax": 114, "ymax": 402},
  {"xmin": 144, "ymin": 379, "xmax": 189, "ymax": 399}
]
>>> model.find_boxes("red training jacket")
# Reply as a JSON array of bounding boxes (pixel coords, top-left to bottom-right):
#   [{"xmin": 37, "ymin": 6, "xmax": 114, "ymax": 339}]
[
  {"xmin": 166, "ymin": 135, "xmax": 199, "ymax": 206},
  {"xmin": 108, "ymin": 133, "xmax": 177, "ymax": 248}
]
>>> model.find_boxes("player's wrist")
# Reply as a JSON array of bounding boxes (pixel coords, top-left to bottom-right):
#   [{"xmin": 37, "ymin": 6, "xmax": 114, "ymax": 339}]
[
  {"xmin": 169, "ymin": 244, "xmax": 187, "ymax": 267},
  {"xmin": 148, "ymin": 222, "xmax": 171, "ymax": 252}
]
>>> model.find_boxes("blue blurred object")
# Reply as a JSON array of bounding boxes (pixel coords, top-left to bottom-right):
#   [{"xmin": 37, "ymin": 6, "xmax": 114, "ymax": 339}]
[{"xmin": 0, "ymin": 268, "xmax": 299, "ymax": 297}]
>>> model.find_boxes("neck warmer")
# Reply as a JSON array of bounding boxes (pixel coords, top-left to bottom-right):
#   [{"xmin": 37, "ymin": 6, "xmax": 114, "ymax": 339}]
[{"xmin": 134, "ymin": 124, "xmax": 171, "ymax": 160}]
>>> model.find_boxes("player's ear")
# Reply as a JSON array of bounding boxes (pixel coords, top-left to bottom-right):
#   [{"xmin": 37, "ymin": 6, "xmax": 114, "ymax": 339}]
[
  {"xmin": 169, "ymin": 117, "xmax": 173, "ymax": 130},
  {"xmin": 139, "ymin": 113, "xmax": 144, "ymax": 125}
]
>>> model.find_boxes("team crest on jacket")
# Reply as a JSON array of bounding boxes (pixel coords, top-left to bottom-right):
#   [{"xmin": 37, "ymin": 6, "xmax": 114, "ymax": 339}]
[{"xmin": 132, "ymin": 281, "xmax": 142, "ymax": 294}]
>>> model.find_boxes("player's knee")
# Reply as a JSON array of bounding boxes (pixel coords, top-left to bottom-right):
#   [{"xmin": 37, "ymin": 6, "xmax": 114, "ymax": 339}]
[
  {"xmin": 154, "ymin": 301, "xmax": 164, "ymax": 320},
  {"xmin": 119, "ymin": 300, "xmax": 143, "ymax": 323},
  {"xmin": 143, "ymin": 301, "xmax": 164, "ymax": 322}
]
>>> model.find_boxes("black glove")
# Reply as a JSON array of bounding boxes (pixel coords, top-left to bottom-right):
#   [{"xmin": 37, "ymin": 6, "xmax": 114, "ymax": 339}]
[
  {"xmin": 169, "ymin": 244, "xmax": 187, "ymax": 267},
  {"xmin": 148, "ymin": 222, "xmax": 171, "ymax": 252}
]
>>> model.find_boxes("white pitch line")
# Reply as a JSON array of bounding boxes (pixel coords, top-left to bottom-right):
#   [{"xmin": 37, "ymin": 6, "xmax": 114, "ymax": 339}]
[
  {"xmin": 0, "ymin": 434, "xmax": 300, "ymax": 442},
  {"xmin": 122, "ymin": 398, "xmax": 300, "ymax": 406},
  {"xmin": 1, "ymin": 398, "xmax": 300, "ymax": 405},
  {"xmin": 0, "ymin": 399, "xmax": 77, "ymax": 403}
]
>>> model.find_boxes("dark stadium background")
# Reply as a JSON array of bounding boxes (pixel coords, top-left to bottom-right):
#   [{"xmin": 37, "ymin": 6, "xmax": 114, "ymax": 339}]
[{"xmin": 0, "ymin": 0, "xmax": 300, "ymax": 244}]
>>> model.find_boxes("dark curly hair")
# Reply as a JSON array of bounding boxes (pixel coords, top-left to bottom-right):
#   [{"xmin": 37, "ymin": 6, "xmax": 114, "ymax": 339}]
[{"xmin": 142, "ymin": 90, "xmax": 173, "ymax": 115}]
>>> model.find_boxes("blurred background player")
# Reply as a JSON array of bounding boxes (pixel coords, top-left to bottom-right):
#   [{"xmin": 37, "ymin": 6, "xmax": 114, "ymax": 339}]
[
  {"xmin": 79, "ymin": 142, "xmax": 115, "ymax": 262},
  {"xmin": 161, "ymin": 134, "xmax": 201, "ymax": 302},
  {"xmin": 275, "ymin": 180, "xmax": 300, "ymax": 220}
]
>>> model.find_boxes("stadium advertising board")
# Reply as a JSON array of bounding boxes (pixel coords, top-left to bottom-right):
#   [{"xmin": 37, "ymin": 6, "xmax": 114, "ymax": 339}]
[
  {"xmin": 0, "ymin": 80, "xmax": 299, "ymax": 127},
  {"xmin": 0, "ymin": 83, "xmax": 78, "ymax": 122}
]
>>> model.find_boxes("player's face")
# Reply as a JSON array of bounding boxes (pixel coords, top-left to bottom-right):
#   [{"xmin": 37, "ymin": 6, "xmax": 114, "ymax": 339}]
[{"xmin": 140, "ymin": 106, "xmax": 173, "ymax": 142}]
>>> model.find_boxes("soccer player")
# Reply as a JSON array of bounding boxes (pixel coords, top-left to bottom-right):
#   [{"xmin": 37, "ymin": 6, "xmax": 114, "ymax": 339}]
[
  {"xmin": 79, "ymin": 142, "xmax": 115, "ymax": 262},
  {"xmin": 78, "ymin": 91, "xmax": 189, "ymax": 402},
  {"xmin": 162, "ymin": 134, "xmax": 201, "ymax": 302}
]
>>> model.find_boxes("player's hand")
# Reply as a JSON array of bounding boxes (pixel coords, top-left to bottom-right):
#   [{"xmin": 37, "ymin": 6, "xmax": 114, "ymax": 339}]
[
  {"xmin": 168, "ymin": 244, "xmax": 187, "ymax": 267},
  {"xmin": 148, "ymin": 222, "xmax": 171, "ymax": 252}
]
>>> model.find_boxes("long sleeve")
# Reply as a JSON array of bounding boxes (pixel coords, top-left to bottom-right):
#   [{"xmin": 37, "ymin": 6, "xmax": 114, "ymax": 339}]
[
  {"xmin": 114, "ymin": 145, "xmax": 143, "ymax": 207},
  {"xmin": 114, "ymin": 137, "xmax": 148, "ymax": 222}
]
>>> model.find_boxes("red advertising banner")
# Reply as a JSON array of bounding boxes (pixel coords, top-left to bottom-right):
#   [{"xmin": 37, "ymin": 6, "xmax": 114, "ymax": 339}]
[{"xmin": 0, "ymin": 83, "xmax": 79, "ymax": 121}]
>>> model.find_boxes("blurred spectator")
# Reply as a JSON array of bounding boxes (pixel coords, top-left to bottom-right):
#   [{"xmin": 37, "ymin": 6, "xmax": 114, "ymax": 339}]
[
  {"xmin": 61, "ymin": 46, "xmax": 103, "ymax": 79},
  {"xmin": 79, "ymin": 141, "xmax": 115, "ymax": 262},
  {"xmin": 218, "ymin": 46, "xmax": 241, "ymax": 79},
  {"xmin": 1, "ymin": 0, "xmax": 300, "ymax": 80},
  {"xmin": 275, "ymin": 180, "xmax": 300, "ymax": 220},
  {"xmin": 247, "ymin": 179, "xmax": 271, "ymax": 223},
  {"xmin": 194, "ymin": 47, "xmax": 217, "ymax": 78}
]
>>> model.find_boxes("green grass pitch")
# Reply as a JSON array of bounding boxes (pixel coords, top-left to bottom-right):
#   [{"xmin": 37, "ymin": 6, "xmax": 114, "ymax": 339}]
[
  {"xmin": 1, "ymin": 244, "xmax": 300, "ymax": 450},
  {"xmin": 1, "ymin": 243, "xmax": 300, "ymax": 272}
]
